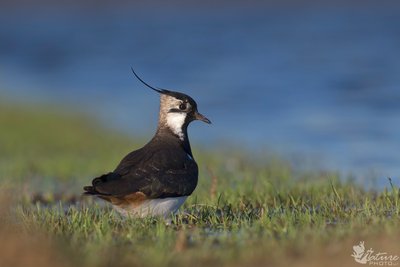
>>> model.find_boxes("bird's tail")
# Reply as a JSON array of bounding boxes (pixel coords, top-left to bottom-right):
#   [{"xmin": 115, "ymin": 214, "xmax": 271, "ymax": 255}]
[
  {"xmin": 83, "ymin": 186, "xmax": 98, "ymax": 195},
  {"xmin": 83, "ymin": 172, "xmax": 118, "ymax": 196}
]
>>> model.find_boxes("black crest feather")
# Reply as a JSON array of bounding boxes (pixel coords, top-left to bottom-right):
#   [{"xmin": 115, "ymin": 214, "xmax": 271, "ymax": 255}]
[
  {"xmin": 130, "ymin": 67, "xmax": 197, "ymax": 103},
  {"xmin": 130, "ymin": 67, "xmax": 171, "ymax": 95}
]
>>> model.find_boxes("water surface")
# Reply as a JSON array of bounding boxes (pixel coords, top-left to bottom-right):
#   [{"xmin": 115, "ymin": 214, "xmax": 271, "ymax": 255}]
[{"xmin": 0, "ymin": 7, "xmax": 399, "ymax": 186}]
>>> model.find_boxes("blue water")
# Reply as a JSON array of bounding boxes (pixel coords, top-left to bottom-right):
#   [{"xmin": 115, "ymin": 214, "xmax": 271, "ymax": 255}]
[{"xmin": 1, "ymin": 7, "xmax": 399, "ymax": 186}]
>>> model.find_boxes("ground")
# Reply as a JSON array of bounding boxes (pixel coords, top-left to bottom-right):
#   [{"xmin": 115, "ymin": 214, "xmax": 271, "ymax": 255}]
[{"xmin": 0, "ymin": 102, "xmax": 399, "ymax": 267}]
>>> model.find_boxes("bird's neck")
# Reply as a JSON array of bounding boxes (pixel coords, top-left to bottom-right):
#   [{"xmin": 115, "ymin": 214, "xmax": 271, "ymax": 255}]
[
  {"xmin": 158, "ymin": 110, "xmax": 189, "ymax": 140},
  {"xmin": 155, "ymin": 122, "xmax": 193, "ymax": 157}
]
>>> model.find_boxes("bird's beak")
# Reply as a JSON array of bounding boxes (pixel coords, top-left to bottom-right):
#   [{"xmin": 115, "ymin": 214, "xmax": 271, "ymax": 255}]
[{"xmin": 194, "ymin": 111, "xmax": 211, "ymax": 124}]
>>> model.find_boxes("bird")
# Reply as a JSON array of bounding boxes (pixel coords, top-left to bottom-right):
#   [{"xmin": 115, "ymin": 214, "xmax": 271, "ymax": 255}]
[{"xmin": 83, "ymin": 68, "xmax": 211, "ymax": 218}]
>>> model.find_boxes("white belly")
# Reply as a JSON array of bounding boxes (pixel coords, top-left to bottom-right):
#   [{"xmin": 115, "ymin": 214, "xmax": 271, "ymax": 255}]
[{"xmin": 113, "ymin": 196, "xmax": 188, "ymax": 218}]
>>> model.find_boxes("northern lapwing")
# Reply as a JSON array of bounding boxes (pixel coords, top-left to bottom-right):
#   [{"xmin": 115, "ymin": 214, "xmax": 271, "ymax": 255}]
[{"xmin": 83, "ymin": 69, "xmax": 211, "ymax": 218}]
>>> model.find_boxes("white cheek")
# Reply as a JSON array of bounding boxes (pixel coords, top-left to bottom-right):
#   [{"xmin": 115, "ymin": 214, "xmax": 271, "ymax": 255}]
[{"xmin": 166, "ymin": 112, "xmax": 186, "ymax": 140}]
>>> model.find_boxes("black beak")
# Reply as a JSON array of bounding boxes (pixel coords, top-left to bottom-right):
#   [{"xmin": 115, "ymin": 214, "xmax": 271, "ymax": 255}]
[{"xmin": 194, "ymin": 111, "xmax": 211, "ymax": 124}]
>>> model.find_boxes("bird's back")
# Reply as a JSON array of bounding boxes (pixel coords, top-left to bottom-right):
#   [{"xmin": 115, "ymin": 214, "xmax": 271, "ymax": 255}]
[{"xmin": 84, "ymin": 135, "xmax": 198, "ymax": 202}]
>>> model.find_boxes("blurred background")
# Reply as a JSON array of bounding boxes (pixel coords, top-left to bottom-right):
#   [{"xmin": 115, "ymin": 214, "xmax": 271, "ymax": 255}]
[{"xmin": 1, "ymin": 0, "xmax": 399, "ymax": 185}]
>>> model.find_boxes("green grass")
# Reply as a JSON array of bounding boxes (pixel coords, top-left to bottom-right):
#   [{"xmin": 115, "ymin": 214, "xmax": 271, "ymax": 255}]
[{"xmin": 1, "ymin": 102, "xmax": 399, "ymax": 267}]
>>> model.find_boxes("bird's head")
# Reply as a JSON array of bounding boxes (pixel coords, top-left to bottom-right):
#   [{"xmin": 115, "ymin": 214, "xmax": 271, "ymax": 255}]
[{"xmin": 131, "ymin": 68, "xmax": 211, "ymax": 140}]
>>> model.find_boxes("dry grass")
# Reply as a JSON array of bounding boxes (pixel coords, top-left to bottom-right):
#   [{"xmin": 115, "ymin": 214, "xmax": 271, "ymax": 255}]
[{"xmin": 0, "ymin": 189, "xmax": 73, "ymax": 267}]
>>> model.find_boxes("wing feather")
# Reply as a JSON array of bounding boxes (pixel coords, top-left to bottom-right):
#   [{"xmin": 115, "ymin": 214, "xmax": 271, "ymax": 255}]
[{"xmin": 83, "ymin": 143, "xmax": 198, "ymax": 199}]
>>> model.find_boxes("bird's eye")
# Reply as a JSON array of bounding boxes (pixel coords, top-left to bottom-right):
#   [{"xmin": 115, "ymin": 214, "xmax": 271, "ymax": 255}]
[{"xmin": 179, "ymin": 103, "xmax": 187, "ymax": 110}]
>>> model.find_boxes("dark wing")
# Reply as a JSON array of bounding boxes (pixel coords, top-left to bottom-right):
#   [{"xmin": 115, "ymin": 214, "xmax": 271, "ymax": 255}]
[{"xmin": 83, "ymin": 146, "xmax": 198, "ymax": 200}]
